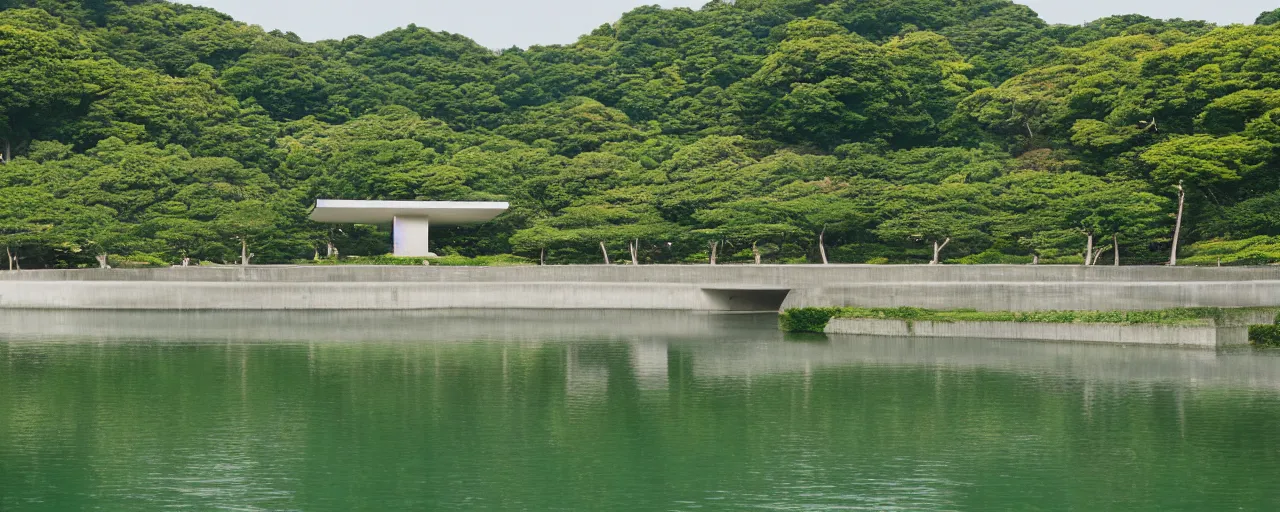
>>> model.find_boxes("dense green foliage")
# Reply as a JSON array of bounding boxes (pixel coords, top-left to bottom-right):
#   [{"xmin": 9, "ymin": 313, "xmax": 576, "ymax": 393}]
[
  {"xmin": 778, "ymin": 307, "xmax": 841, "ymax": 332},
  {"xmin": 309, "ymin": 254, "xmax": 532, "ymax": 266},
  {"xmin": 1252, "ymin": 325, "xmax": 1280, "ymax": 346},
  {"xmin": 1, "ymin": 0, "xmax": 1278, "ymax": 267}
]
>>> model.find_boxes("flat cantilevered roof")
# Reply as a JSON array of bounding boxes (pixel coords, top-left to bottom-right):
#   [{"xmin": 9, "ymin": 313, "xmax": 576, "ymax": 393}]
[{"xmin": 309, "ymin": 199, "xmax": 510, "ymax": 225}]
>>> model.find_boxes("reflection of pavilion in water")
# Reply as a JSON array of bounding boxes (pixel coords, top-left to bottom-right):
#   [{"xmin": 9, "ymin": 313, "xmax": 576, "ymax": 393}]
[
  {"xmin": 4, "ymin": 310, "xmax": 1280, "ymax": 393},
  {"xmin": 564, "ymin": 341, "xmax": 669, "ymax": 403}
]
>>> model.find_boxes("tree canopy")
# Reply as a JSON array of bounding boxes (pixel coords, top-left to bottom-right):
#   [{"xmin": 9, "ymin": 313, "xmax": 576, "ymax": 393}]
[{"xmin": 1, "ymin": 0, "xmax": 1278, "ymax": 266}]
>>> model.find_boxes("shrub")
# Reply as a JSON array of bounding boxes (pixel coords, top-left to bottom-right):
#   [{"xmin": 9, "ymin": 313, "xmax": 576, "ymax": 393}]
[
  {"xmin": 949, "ymin": 249, "xmax": 1034, "ymax": 265},
  {"xmin": 1183, "ymin": 236, "xmax": 1280, "ymax": 266},
  {"xmin": 779, "ymin": 308, "xmax": 841, "ymax": 333},
  {"xmin": 1251, "ymin": 325, "xmax": 1280, "ymax": 347},
  {"xmin": 309, "ymin": 254, "xmax": 533, "ymax": 266},
  {"xmin": 109, "ymin": 252, "xmax": 170, "ymax": 268}
]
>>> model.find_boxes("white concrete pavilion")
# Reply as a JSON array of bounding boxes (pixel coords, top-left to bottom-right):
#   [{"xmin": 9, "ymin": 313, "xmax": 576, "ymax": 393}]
[{"xmin": 309, "ymin": 200, "xmax": 509, "ymax": 257}]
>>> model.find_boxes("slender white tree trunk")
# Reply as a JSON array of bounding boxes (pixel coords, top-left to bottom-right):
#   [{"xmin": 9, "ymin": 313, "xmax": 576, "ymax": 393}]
[
  {"xmin": 752, "ymin": 241, "xmax": 761, "ymax": 265},
  {"xmin": 241, "ymin": 238, "xmax": 249, "ymax": 266},
  {"xmin": 1084, "ymin": 232, "xmax": 1094, "ymax": 266},
  {"xmin": 599, "ymin": 241, "xmax": 610, "ymax": 265},
  {"xmin": 1092, "ymin": 246, "xmax": 1107, "ymax": 266},
  {"xmin": 1032, "ymin": 254, "xmax": 1040, "ymax": 265},
  {"xmin": 1113, "ymin": 233, "xmax": 1120, "ymax": 266},
  {"xmin": 709, "ymin": 241, "xmax": 718, "ymax": 266},
  {"xmin": 930, "ymin": 238, "xmax": 951, "ymax": 265},
  {"xmin": 1170, "ymin": 182, "xmax": 1185, "ymax": 266},
  {"xmin": 5, "ymin": 246, "xmax": 11, "ymax": 271},
  {"xmin": 95, "ymin": 253, "xmax": 111, "ymax": 269},
  {"xmin": 818, "ymin": 228, "xmax": 828, "ymax": 265},
  {"xmin": 1, "ymin": 137, "xmax": 10, "ymax": 165},
  {"xmin": 182, "ymin": 257, "xmax": 191, "ymax": 267},
  {"xmin": 539, "ymin": 247, "xmax": 545, "ymax": 266},
  {"xmin": 327, "ymin": 241, "xmax": 338, "ymax": 258},
  {"xmin": 631, "ymin": 239, "xmax": 640, "ymax": 265}
]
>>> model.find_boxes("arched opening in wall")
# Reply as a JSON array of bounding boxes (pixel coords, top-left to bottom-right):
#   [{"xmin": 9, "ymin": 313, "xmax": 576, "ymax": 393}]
[{"xmin": 701, "ymin": 288, "xmax": 791, "ymax": 312}]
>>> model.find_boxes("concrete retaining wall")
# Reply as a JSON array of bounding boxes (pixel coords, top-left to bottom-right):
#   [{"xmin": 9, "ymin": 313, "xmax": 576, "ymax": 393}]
[
  {"xmin": 824, "ymin": 318, "xmax": 1248, "ymax": 348},
  {"xmin": 4, "ymin": 264, "xmax": 1280, "ymax": 284},
  {"xmin": 0, "ymin": 265, "xmax": 1278, "ymax": 312},
  {"xmin": 0, "ymin": 281, "xmax": 727, "ymax": 311},
  {"xmin": 784, "ymin": 281, "xmax": 1280, "ymax": 310}
]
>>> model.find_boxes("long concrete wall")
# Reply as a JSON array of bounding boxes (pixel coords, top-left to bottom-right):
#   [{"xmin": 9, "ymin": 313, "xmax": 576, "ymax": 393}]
[
  {"xmin": 1, "ymin": 265, "xmax": 1278, "ymax": 311},
  {"xmin": 5, "ymin": 264, "xmax": 1280, "ymax": 284},
  {"xmin": 824, "ymin": 318, "xmax": 1247, "ymax": 348}
]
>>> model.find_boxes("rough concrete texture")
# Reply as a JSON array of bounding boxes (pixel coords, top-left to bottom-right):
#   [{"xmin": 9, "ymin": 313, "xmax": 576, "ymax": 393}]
[
  {"xmin": 4, "ymin": 264, "xmax": 1280, "ymax": 284},
  {"xmin": 0, "ymin": 281, "xmax": 724, "ymax": 311},
  {"xmin": 825, "ymin": 318, "xmax": 1248, "ymax": 348},
  {"xmin": 0, "ymin": 265, "xmax": 1278, "ymax": 312}
]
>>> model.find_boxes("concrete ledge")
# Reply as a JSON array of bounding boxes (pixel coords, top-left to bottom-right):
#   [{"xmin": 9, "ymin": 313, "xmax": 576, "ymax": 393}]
[
  {"xmin": 4, "ymin": 265, "xmax": 1280, "ymax": 285},
  {"xmin": 0, "ymin": 281, "xmax": 730, "ymax": 311},
  {"xmin": 1, "ymin": 266, "xmax": 1278, "ymax": 312},
  {"xmin": 783, "ymin": 281, "xmax": 1280, "ymax": 311},
  {"xmin": 824, "ymin": 318, "xmax": 1249, "ymax": 348}
]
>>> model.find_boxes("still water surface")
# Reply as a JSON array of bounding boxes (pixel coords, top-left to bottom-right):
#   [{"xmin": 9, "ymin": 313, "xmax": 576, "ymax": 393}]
[{"xmin": 2, "ymin": 311, "xmax": 1279, "ymax": 511}]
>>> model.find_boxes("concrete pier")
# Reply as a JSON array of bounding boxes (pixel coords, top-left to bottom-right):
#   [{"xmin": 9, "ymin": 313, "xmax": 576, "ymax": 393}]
[{"xmin": 0, "ymin": 265, "xmax": 1278, "ymax": 312}]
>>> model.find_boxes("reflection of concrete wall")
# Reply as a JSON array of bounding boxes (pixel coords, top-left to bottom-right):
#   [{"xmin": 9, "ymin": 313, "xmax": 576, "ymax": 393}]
[
  {"xmin": 4, "ymin": 310, "xmax": 1280, "ymax": 391},
  {"xmin": 825, "ymin": 318, "xmax": 1248, "ymax": 348},
  {"xmin": 630, "ymin": 341, "xmax": 669, "ymax": 391},
  {"xmin": 677, "ymin": 335, "xmax": 1280, "ymax": 392},
  {"xmin": 2, "ymin": 266, "xmax": 1278, "ymax": 311}
]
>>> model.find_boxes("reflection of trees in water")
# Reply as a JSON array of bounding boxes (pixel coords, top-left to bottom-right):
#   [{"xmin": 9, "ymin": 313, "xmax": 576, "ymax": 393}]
[{"xmin": 3, "ymin": 340, "xmax": 1280, "ymax": 510}]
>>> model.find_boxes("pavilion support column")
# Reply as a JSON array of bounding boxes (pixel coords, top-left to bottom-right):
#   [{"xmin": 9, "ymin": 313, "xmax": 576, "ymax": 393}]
[{"xmin": 393, "ymin": 216, "xmax": 435, "ymax": 257}]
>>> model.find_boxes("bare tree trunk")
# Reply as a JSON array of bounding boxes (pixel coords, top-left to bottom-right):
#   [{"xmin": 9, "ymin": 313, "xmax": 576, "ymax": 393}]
[
  {"xmin": 629, "ymin": 239, "xmax": 639, "ymax": 265},
  {"xmin": 95, "ymin": 253, "xmax": 111, "ymax": 269},
  {"xmin": 1092, "ymin": 246, "xmax": 1107, "ymax": 266},
  {"xmin": 818, "ymin": 228, "xmax": 828, "ymax": 265},
  {"xmin": 1, "ymin": 137, "xmax": 9, "ymax": 164},
  {"xmin": 539, "ymin": 247, "xmax": 545, "ymax": 266},
  {"xmin": 182, "ymin": 257, "xmax": 191, "ymax": 267},
  {"xmin": 709, "ymin": 241, "xmax": 718, "ymax": 266},
  {"xmin": 752, "ymin": 241, "xmax": 761, "ymax": 265},
  {"xmin": 1113, "ymin": 233, "xmax": 1120, "ymax": 266},
  {"xmin": 931, "ymin": 238, "xmax": 952, "ymax": 265},
  {"xmin": 241, "ymin": 238, "xmax": 249, "ymax": 266},
  {"xmin": 326, "ymin": 241, "xmax": 338, "ymax": 258},
  {"xmin": 599, "ymin": 241, "xmax": 610, "ymax": 265},
  {"xmin": 5, "ymin": 246, "xmax": 11, "ymax": 271},
  {"xmin": 1032, "ymin": 254, "xmax": 1040, "ymax": 265},
  {"xmin": 1170, "ymin": 182, "xmax": 1185, "ymax": 266},
  {"xmin": 1084, "ymin": 232, "xmax": 1095, "ymax": 266}
]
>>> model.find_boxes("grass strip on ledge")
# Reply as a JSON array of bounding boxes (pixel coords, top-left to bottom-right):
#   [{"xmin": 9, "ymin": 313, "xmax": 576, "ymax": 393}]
[{"xmin": 781, "ymin": 307, "xmax": 1248, "ymax": 333}]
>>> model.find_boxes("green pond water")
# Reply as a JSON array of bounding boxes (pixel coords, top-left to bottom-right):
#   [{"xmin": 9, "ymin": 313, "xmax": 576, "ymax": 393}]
[{"xmin": 2, "ymin": 311, "xmax": 1279, "ymax": 511}]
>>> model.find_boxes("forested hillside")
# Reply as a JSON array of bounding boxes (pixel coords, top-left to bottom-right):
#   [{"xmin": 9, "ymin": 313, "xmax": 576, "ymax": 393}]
[{"xmin": 2, "ymin": 0, "xmax": 1279, "ymax": 267}]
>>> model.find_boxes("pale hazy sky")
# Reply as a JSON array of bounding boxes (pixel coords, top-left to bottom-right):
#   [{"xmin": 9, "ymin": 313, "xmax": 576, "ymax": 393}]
[{"xmin": 184, "ymin": 0, "xmax": 1278, "ymax": 49}]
